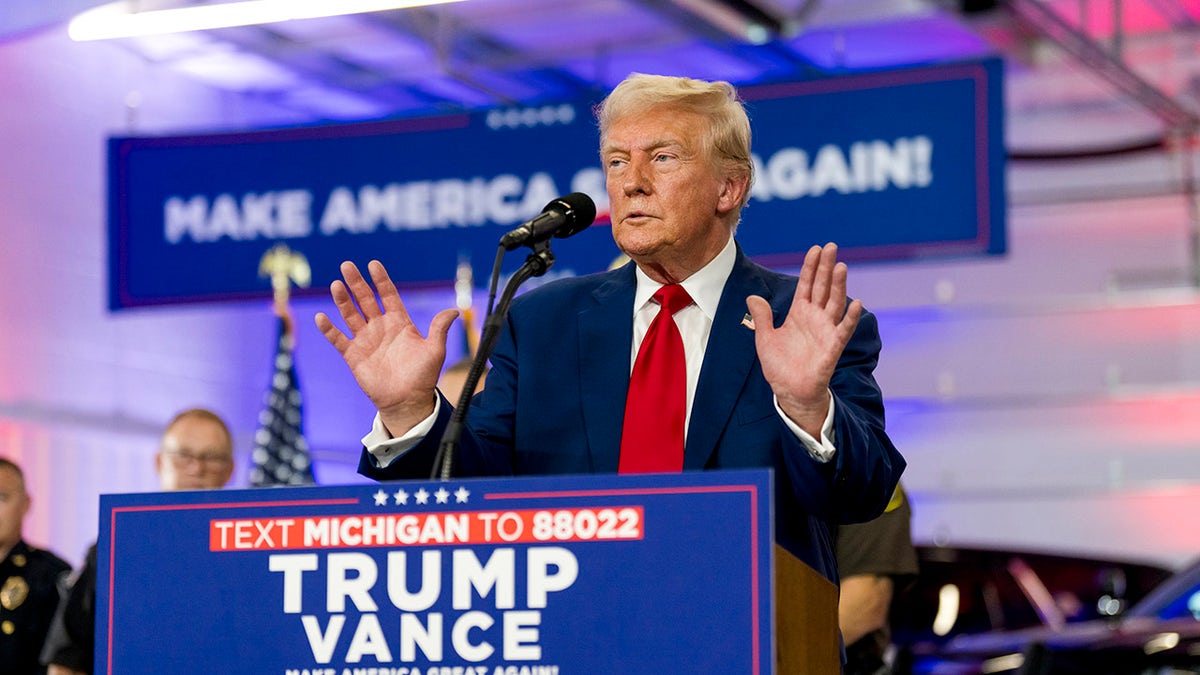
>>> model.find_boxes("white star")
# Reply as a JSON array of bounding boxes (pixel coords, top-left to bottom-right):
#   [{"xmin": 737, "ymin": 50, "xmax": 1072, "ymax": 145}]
[
  {"xmin": 393, "ymin": 488, "xmax": 409, "ymax": 506},
  {"xmin": 434, "ymin": 487, "xmax": 450, "ymax": 504},
  {"xmin": 415, "ymin": 488, "xmax": 430, "ymax": 504},
  {"xmin": 454, "ymin": 486, "xmax": 470, "ymax": 503},
  {"xmin": 373, "ymin": 489, "xmax": 388, "ymax": 506}
]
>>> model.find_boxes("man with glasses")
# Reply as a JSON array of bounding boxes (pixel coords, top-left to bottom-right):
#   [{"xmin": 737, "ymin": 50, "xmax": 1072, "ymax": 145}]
[
  {"xmin": 41, "ymin": 408, "xmax": 234, "ymax": 675},
  {"xmin": 153, "ymin": 408, "xmax": 236, "ymax": 492}
]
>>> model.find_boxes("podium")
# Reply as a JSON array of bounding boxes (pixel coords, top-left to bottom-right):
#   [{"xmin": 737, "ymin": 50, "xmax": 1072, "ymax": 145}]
[
  {"xmin": 776, "ymin": 543, "xmax": 840, "ymax": 672},
  {"xmin": 97, "ymin": 470, "xmax": 837, "ymax": 673}
]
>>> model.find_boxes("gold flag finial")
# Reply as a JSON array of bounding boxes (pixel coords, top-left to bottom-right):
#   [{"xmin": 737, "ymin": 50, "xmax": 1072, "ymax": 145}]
[
  {"xmin": 259, "ymin": 243, "xmax": 311, "ymax": 302},
  {"xmin": 259, "ymin": 244, "xmax": 311, "ymax": 336}
]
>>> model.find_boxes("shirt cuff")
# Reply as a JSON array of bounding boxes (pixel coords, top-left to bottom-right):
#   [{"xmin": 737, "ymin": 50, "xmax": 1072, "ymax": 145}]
[
  {"xmin": 774, "ymin": 390, "xmax": 837, "ymax": 463},
  {"xmin": 361, "ymin": 396, "xmax": 441, "ymax": 468}
]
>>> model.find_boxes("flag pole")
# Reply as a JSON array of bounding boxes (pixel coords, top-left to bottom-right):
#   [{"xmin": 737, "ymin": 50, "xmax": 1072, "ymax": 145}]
[
  {"xmin": 259, "ymin": 242, "xmax": 311, "ymax": 340},
  {"xmin": 454, "ymin": 254, "xmax": 479, "ymax": 358},
  {"xmin": 252, "ymin": 244, "xmax": 315, "ymax": 487}
]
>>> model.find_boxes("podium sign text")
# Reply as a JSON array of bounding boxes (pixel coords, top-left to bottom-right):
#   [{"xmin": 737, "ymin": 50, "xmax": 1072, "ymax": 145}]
[{"xmin": 98, "ymin": 470, "xmax": 774, "ymax": 673}]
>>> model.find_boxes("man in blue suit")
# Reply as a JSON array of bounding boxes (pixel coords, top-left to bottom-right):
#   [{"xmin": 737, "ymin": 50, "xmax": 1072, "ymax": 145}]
[{"xmin": 317, "ymin": 73, "xmax": 905, "ymax": 583}]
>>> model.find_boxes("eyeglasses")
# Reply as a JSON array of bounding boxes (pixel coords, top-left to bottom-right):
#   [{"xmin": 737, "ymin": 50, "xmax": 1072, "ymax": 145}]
[{"xmin": 162, "ymin": 449, "xmax": 232, "ymax": 468}]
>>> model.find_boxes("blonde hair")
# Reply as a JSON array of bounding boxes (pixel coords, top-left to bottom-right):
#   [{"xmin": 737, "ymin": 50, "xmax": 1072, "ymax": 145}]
[{"xmin": 596, "ymin": 73, "xmax": 754, "ymax": 208}]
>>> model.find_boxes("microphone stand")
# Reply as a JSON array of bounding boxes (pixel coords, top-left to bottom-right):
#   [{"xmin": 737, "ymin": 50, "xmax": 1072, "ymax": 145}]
[{"xmin": 431, "ymin": 239, "xmax": 556, "ymax": 480}]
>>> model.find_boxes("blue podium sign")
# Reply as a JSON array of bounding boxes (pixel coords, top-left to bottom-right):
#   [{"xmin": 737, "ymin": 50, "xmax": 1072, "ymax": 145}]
[{"xmin": 97, "ymin": 470, "xmax": 774, "ymax": 673}]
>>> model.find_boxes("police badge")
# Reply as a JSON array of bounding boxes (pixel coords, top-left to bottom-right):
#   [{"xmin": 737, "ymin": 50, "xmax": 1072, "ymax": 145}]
[{"xmin": 1, "ymin": 576, "xmax": 29, "ymax": 610}]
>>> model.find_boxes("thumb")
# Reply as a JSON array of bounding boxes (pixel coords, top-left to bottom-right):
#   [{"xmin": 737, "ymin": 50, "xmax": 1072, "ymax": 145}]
[
  {"xmin": 427, "ymin": 309, "xmax": 460, "ymax": 344},
  {"xmin": 745, "ymin": 295, "xmax": 774, "ymax": 333}
]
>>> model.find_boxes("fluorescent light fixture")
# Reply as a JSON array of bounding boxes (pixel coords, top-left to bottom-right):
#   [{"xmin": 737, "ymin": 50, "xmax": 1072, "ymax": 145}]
[{"xmin": 69, "ymin": 0, "xmax": 466, "ymax": 41}]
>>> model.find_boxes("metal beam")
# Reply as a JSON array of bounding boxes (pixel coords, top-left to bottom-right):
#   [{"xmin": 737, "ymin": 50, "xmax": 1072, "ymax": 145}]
[
  {"xmin": 1004, "ymin": 0, "xmax": 1200, "ymax": 130},
  {"xmin": 1144, "ymin": 0, "xmax": 1199, "ymax": 29},
  {"xmin": 204, "ymin": 24, "xmax": 440, "ymax": 115}
]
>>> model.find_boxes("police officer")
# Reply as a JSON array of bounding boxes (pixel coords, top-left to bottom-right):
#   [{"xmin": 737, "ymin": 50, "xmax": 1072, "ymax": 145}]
[
  {"xmin": 836, "ymin": 484, "xmax": 920, "ymax": 675},
  {"xmin": 0, "ymin": 457, "xmax": 71, "ymax": 675}
]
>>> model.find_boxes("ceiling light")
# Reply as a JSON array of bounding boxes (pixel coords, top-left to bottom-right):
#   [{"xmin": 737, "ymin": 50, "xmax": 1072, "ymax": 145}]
[{"xmin": 68, "ymin": 0, "xmax": 466, "ymax": 42}]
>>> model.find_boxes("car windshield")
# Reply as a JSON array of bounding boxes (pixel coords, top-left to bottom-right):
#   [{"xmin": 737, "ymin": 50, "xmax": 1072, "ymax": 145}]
[
  {"xmin": 1126, "ymin": 557, "xmax": 1200, "ymax": 622},
  {"xmin": 892, "ymin": 546, "xmax": 1175, "ymax": 647}
]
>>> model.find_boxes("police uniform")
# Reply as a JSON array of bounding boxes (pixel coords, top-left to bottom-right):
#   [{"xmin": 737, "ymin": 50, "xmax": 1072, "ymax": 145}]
[
  {"xmin": 835, "ymin": 485, "xmax": 919, "ymax": 675},
  {"xmin": 40, "ymin": 543, "xmax": 96, "ymax": 674},
  {"xmin": 0, "ymin": 540, "xmax": 70, "ymax": 675}
]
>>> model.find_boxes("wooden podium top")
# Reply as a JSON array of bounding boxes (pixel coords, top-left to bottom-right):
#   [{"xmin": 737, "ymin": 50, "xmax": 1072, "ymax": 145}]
[{"xmin": 775, "ymin": 543, "xmax": 840, "ymax": 673}]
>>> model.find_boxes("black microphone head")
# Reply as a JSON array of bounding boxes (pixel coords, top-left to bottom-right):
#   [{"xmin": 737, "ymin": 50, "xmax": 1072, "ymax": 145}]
[{"xmin": 543, "ymin": 192, "xmax": 597, "ymax": 238}]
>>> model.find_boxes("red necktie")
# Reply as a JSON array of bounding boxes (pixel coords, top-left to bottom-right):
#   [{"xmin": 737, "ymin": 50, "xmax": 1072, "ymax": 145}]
[{"xmin": 619, "ymin": 284, "xmax": 693, "ymax": 474}]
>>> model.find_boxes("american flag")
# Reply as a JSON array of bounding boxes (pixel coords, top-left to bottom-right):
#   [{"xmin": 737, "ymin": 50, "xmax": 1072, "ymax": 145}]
[{"xmin": 250, "ymin": 317, "xmax": 315, "ymax": 486}]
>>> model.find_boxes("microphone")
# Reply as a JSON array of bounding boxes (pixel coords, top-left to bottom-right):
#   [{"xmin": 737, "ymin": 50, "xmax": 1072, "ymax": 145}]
[{"xmin": 499, "ymin": 192, "xmax": 597, "ymax": 250}]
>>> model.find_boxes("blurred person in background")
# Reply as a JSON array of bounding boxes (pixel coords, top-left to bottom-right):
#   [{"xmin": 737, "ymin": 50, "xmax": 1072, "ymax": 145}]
[
  {"xmin": 837, "ymin": 484, "xmax": 919, "ymax": 675},
  {"xmin": 0, "ymin": 457, "xmax": 71, "ymax": 675},
  {"xmin": 41, "ymin": 408, "xmax": 234, "ymax": 675}
]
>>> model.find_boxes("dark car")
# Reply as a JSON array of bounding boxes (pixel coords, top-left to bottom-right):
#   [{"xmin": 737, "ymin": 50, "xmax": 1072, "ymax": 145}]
[
  {"xmin": 890, "ymin": 545, "xmax": 1176, "ymax": 674},
  {"xmin": 895, "ymin": 550, "xmax": 1200, "ymax": 675}
]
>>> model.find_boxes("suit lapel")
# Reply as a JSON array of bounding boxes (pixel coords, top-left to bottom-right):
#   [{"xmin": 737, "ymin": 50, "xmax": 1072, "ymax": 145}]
[
  {"xmin": 578, "ymin": 267, "xmax": 636, "ymax": 473},
  {"xmin": 684, "ymin": 251, "xmax": 771, "ymax": 470}
]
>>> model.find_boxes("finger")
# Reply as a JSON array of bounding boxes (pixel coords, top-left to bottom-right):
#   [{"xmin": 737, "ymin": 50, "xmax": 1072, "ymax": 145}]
[
  {"xmin": 330, "ymin": 279, "xmax": 366, "ymax": 334},
  {"xmin": 827, "ymin": 261, "xmax": 849, "ymax": 320},
  {"xmin": 836, "ymin": 299, "xmax": 863, "ymax": 343},
  {"xmin": 368, "ymin": 260, "xmax": 409, "ymax": 318},
  {"xmin": 745, "ymin": 295, "xmax": 775, "ymax": 336},
  {"xmin": 795, "ymin": 245, "xmax": 821, "ymax": 303},
  {"xmin": 314, "ymin": 312, "xmax": 351, "ymax": 354},
  {"xmin": 427, "ymin": 308, "xmax": 461, "ymax": 347},
  {"xmin": 810, "ymin": 242, "xmax": 838, "ymax": 309},
  {"xmin": 341, "ymin": 260, "xmax": 384, "ymax": 321}
]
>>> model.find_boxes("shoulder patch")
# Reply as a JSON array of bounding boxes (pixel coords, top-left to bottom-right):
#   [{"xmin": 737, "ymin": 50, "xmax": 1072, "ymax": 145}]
[{"xmin": 884, "ymin": 484, "xmax": 906, "ymax": 513}]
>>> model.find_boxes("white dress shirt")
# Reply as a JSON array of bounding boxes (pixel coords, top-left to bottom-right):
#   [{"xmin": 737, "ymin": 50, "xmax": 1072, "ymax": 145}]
[{"xmin": 365, "ymin": 235, "xmax": 836, "ymax": 466}]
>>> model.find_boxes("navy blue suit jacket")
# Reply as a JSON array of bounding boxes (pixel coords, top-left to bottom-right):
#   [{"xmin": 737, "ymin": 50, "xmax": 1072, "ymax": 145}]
[{"xmin": 360, "ymin": 247, "xmax": 905, "ymax": 581}]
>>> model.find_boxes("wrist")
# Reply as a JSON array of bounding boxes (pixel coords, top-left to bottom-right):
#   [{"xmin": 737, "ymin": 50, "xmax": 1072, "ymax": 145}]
[
  {"xmin": 377, "ymin": 394, "xmax": 437, "ymax": 438},
  {"xmin": 777, "ymin": 391, "xmax": 830, "ymax": 438}
]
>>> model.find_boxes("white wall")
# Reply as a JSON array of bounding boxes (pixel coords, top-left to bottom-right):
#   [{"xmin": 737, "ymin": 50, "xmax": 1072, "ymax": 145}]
[
  {"xmin": 2, "ymin": 24, "xmax": 1198, "ymax": 571},
  {"xmin": 859, "ymin": 191, "xmax": 1200, "ymax": 569}
]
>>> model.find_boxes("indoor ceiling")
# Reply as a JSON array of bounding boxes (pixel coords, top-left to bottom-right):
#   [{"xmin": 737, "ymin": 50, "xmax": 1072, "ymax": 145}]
[{"xmin": 8, "ymin": 0, "xmax": 1200, "ymax": 149}]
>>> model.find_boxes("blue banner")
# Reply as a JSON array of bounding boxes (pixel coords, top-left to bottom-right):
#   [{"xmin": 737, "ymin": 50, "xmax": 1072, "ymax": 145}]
[
  {"xmin": 108, "ymin": 59, "xmax": 1005, "ymax": 309},
  {"xmin": 97, "ymin": 470, "xmax": 774, "ymax": 673}
]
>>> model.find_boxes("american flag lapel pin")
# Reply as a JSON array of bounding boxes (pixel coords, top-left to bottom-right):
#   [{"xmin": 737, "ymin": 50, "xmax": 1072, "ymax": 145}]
[{"xmin": 741, "ymin": 313, "xmax": 756, "ymax": 330}]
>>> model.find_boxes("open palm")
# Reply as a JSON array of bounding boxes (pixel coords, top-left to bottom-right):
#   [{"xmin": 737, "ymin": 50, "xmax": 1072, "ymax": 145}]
[
  {"xmin": 315, "ymin": 260, "xmax": 458, "ymax": 435},
  {"xmin": 745, "ymin": 243, "xmax": 862, "ymax": 437}
]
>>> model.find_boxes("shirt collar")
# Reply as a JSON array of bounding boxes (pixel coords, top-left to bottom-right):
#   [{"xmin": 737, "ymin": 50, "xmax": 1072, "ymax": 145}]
[{"xmin": 633, "ymin": 235, "xmax": 736, "ymax": 320}]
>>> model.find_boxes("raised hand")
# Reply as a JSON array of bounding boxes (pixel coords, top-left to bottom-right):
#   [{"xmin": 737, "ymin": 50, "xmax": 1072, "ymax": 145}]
[
  {"xmin": 745, "ymin": 243, "xmax": 862, "ymax": 437},
  {"xmin": 315, "ymin": 260, "xmax": 459, "ymax": 437}
]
